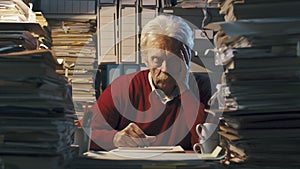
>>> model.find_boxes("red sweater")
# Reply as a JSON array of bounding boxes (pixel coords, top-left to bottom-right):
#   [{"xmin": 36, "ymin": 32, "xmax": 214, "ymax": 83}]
[{"xmin": 89, "ymin": 70, "xmax": 206, "ymax": 150}]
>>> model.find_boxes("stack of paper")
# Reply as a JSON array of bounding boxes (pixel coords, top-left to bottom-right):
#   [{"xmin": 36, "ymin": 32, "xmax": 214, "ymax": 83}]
[
  {"xmin": 34, "ymin": 11, "xmax": 52, "ymax": 49},
  {"xmin": 0, "ymin": 50, "xmax": 74, "ymax": 113},
  {"xmin": 0, "ymin": 49, "xmax": 76, "ymax": 169},
  {"xmin": 174, "ymin": 0, "xmax": 224, "ymax": 28},
  {"xmin": 49, "ymin": 19, "xmax": 98, "ymax": 120},
  {"xmin": 0, "ymin": 0, "xmax": 36, "ymax": 22},
  {"xmin": 217, "ymin": 0, "xmax": 300, "ymax": 22},
  {"xmin": 0, "ymin": 30, "xmax": 38, "ymax": 53},
  {"xmin": 205, "ymin": 1, "xmax": 300, "ymax": 168},
  {"xmin": 50, "ymin": 20, "xmax": 97, "ymax": 66},
  {"xmin": 0, "ymin": 1, "xmax": 52, "ymax": 53}
]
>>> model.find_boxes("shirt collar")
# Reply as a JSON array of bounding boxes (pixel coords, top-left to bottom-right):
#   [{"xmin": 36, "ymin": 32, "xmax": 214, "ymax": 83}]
[{"xmin": 148, "ymin": 72, "xmax": 174, "ymax": 104}]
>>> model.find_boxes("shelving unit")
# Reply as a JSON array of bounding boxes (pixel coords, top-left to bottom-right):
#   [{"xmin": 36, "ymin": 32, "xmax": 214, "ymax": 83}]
[
  {"xmin": 37, "ymin": 0, "xmax": 98, "ymax": 121},
  {"xmin": 96, "ymin": 0, "xmax": 222, "ymax": 74}
]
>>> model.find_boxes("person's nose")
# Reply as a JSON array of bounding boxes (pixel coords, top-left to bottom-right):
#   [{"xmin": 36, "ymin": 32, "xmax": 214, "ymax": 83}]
[{"xmin": 159, "ymin": 60, "xmax": 169, "ymax": 72}]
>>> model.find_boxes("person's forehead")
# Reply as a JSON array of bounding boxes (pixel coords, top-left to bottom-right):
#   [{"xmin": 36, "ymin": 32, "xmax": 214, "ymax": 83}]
[
  {"xmin": 147, "ymin": 48, "xmax": 175, "ymax": 58},
  {"xmin": 144, "ymin": 35, "xmax": 181, "ymax": 52}
]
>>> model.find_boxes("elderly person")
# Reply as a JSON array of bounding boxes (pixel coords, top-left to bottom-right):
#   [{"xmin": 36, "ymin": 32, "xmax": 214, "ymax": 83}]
[{"xmin": 88, "ymin": 14, "xmax": 210, "ymax": 150}]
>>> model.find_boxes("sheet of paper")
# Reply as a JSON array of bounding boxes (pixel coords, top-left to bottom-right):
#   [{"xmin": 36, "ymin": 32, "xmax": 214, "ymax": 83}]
[
  {"xmin": 111, "ymin": 146, "xmax": 184, "ymax": 153},
  {"xmin": 84, "ymin": 146, "xmax": 225, "ymax": 161}
]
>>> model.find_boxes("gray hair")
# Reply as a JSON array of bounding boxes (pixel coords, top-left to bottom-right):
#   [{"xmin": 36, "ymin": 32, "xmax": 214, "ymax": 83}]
[{"xmin": 140, "ymin": 14, "xmax": 194, "ymax": 50}]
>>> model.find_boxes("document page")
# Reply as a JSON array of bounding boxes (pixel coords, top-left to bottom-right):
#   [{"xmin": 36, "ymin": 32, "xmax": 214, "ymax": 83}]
[
  {"xmin": 84, "ymin": 146, "xmax": 224, "ymax": 161},
  {"xmin": 110, "ymin": 146, "xmax": 185, "ymax": 153}
]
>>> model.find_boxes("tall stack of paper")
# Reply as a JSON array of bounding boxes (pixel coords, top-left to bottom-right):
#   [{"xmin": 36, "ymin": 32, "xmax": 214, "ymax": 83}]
[
  {"xmin": 205, "ymin": 1, "xmax": 300, "ymax": 168},
  {"xmin": 49, "ymin": 19, "xmax": 97, "ymax": 121},
  {"xmin": 0, "ymin": 50, "xmax": 76, "ymax": 169},
  {"xmin": 0, "ymin": 2, "xmax": 77, "ymax": 167}
]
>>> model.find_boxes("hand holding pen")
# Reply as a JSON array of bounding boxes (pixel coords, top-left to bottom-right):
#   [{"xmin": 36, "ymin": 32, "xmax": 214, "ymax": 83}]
[{"xmin": 113, "ymin": 123, "xmax": 156, "ymax": 147}]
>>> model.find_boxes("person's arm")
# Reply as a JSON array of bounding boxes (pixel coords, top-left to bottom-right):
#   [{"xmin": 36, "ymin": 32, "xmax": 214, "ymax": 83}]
[
  {"xmin": 89, "ymin": 85, "xmax": 120, "ymax": 150},
  {"xmin": 180, "ymin": 90, "xmax": 206, "ymax": 146},
  {"xmin": 177, "ymin": 44, "xmax": 206, "ymax": 147},
  {"xmin": 89, "ymin": 76, "xmax": 156, "ymax": 150}
]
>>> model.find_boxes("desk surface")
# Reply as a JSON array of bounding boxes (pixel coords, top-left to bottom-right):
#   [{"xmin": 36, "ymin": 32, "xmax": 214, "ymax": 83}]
[
  {"xmin": 70, "ymin": 157, "xmax": 225, "ymax": 169},
  {"xmin": 69, "ymin": 150, "xmax": 226, "ymax": 169}
]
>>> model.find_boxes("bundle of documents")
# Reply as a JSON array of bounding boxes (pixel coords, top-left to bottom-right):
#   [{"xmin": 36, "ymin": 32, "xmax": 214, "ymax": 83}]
[
  {"xmin": 205, "ymin": 2, "xmax": 300, "ymax": 168},
  {"xmin": 0, "ymin": 50, "xmax": 76, "ymax": 169},
  {"xmin": 50, "ymin": 19, "xmax": 97, "ymax": 66},
  {"xmin": 0, "ymin": 50, "xmax": 75, "ymax": 114},
  {"xmin": 0, "ymin": 30, "xmax": 38, "ymax": 53},
  {"xmin": 174, "ymin": 0, "xmax": 224, "ymax": 28},
  {"xmin": 48, "ymin": 19, "xmax": 97, "ymax": 120},
  {"xmin": 0, "ymin": 1, "xmax": 52, "ymax": 53},
  {"xmin": 34, "ymin": 11, "xmax": 52, "ymax": 49},
  {"xmin": 0, "ymin": 0, "xmax": 36, "ymax": 22},
  {"xmin": 216, "ymin": 0, "xmax": 300, "ymax": 22}
]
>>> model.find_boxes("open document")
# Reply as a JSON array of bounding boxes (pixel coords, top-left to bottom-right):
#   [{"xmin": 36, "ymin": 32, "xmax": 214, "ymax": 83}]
[
  {"xmin": 111, "ymin": 146, "xmax": 185, "ymax": 153},
  {"xmin": 84, "ymin": 146, "xmax": 224, "ymax": 161}
]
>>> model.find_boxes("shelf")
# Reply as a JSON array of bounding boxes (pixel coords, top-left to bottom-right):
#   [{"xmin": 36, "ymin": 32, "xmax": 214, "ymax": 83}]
[{"xmin": 44, "ymin": 14, "xmax": 97, "ymax": 20}]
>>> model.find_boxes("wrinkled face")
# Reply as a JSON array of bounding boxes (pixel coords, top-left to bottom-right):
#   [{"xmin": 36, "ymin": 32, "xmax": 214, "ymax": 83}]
[{"xmin": 142, "ymin": 35, "xmax": 189, "ymax": 97}]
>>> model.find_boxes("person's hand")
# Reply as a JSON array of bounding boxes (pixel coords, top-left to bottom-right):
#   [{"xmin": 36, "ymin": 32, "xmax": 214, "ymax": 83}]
[
  {"xmin": 113, "ymin": 123, "xmax": 156, "ymax": 147},
  {"xmin": 176, "ymin": 44, "xmax": 191, "ymax": 94}
]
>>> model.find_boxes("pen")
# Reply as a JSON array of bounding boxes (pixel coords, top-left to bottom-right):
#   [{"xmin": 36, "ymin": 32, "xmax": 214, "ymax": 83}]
[{"xmin": 139, "ymin": 131, "xmax": 149, "ymax": 147}]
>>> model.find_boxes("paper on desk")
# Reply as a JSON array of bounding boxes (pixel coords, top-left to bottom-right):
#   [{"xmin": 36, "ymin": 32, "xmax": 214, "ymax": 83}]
[
  {"xmin": 111, "ymin": 146, "xmax": 184, "ymax": 153},
  {"xmin": 84, "ymin": 146, "xmax": 224, "ymax": 161}
]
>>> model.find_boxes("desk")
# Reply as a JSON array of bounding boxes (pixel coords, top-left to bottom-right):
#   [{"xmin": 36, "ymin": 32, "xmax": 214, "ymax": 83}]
[
  {"xmin": 69, "ymin": 151, "xmax": 226, "ymax": 169},
  {"xmin": 69, "ymin": 157, "xmax": 225, "ymax": 169}
]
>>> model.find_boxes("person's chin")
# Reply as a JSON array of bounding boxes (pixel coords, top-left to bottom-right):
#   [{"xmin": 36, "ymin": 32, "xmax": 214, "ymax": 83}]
[
  {"xmin": 168, "ymin": 86, "xmax": 180, "ymax": 98},
  {"xmin": 161, "ymin": 85, "xmax": 179, "ymax": 98},
  {"xmin": 156, "ymin": 83, "xmax": 177, "ymax": 97}
]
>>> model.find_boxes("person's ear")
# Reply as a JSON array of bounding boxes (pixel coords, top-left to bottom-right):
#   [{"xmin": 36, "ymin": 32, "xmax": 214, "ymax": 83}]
[{"xmin": 181, "ymin": 44, "xmax": 191, "ymax": 68}]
